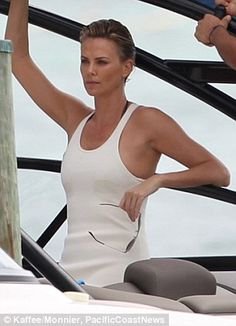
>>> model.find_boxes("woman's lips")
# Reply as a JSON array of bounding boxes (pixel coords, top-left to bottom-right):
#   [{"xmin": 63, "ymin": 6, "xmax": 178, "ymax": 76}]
[{"xmin": 86, "ymin": 81, "xmax": 100, "ymax": 84}]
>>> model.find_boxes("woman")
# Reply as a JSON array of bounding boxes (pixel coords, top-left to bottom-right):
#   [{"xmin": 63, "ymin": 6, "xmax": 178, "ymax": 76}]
[{"xmin": 5, "ymin": 0, "xmax": 230, "ymax": 286}]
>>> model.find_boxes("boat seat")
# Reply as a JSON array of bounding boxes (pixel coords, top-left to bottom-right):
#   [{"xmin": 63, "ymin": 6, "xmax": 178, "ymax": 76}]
[
  {"xmin": 103, "ymin": 258, "xmax": 236, "ymax": 314},
  {"xmin": 213, "ymin": 271, "xmax": 236, "ymax": 294},
  {"xmin": 105, "ymin": 258, "xmax": 216, "ymax": 300},
  {"xmin": 83, "ymin": 284, "xmax": 193, "ymax": 312},
  {"xmin": 179, "ymin": 292, "xmax": 236, "ymax": 314}
]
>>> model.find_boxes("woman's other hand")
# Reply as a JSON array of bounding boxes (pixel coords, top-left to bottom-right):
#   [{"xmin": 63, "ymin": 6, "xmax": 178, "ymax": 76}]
[{"xmin": 119, "ymin": 175, "xmax": 162, "ymax": 221}]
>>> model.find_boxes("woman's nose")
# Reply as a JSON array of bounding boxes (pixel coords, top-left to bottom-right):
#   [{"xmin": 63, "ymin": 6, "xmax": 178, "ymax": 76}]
[{"xmin": 88, "ymin": 63, "xmax": 96, "ymax": 75}]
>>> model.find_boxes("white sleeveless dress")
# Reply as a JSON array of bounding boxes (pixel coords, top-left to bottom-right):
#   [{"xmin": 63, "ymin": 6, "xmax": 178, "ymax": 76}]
[{"xmin": 60, "ymin": 103, "xmax": 150, "ymax": 286}]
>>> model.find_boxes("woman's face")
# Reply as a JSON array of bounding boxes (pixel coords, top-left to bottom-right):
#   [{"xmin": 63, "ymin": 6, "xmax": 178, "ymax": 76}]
[{"xmin": 80, "ymin": 37, "xmax": 132, "ymax": 97}]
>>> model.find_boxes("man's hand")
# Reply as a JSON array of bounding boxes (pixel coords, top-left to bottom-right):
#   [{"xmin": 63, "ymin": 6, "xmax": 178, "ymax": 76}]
[
  {"xmin": 195, "ymin": 14, "xmax": 231, "ymax": 45},
  {"xmin": 216, "ymin": 0, "xmax": 236, "ymax": 16}
]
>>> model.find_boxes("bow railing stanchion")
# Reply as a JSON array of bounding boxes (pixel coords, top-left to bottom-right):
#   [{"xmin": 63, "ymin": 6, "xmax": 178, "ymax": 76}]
[{"xmin": 0, "ymin": 40, "xmax": 21, "ymax": 265}]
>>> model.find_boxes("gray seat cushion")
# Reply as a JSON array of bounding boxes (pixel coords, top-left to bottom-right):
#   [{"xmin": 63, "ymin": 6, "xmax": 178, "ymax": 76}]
[
  {"xmin": 124, "ymin": 258, "xmax": 216, "ymax": 300},
  {"xmin": 105, "ymin": 282, "xmax": 143, "ymax": 294},
  {"xmin": 179, "ymin": 294, "xmax": 236, "ymax": 314},
  {"xmin": 83, "ymin": 284, "xmax": 192, "ymax": 312}
]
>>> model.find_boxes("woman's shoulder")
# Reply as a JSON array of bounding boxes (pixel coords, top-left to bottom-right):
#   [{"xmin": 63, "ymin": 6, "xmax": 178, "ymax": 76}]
[
  {"xmin": 67, "ymin": 103, "xmax": 93, "ymax": 138},
  {"xmin": 132, "ymin": 104, "xmax": 182, "ymax": 141},
  {"xmin": 133, "ymin": 104, "xmax": 174, "ymax": 125}
]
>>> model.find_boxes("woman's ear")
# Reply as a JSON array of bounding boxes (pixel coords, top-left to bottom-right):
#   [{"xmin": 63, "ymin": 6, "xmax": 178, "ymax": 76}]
[{"xmin": 122, "ymin": 59, "xmax": 134, "ymax": 80}]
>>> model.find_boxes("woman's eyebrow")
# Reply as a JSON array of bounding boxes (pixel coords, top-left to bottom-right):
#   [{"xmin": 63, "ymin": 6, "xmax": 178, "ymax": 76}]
[{"xmin": 81, "ymin": 55, "xmax": 110, "ymax": 60}]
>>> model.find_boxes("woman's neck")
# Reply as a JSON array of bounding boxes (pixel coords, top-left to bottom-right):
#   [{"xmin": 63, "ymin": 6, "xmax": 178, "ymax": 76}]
[{"xmin": 93, "ymin": 95, "xmax": 128, "ymax": 126}]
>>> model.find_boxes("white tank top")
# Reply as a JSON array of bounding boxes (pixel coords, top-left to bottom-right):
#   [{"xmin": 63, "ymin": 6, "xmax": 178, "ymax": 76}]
[{"xmin": 60, "ymin": 103, "xmax": 150, "ymax": 286}]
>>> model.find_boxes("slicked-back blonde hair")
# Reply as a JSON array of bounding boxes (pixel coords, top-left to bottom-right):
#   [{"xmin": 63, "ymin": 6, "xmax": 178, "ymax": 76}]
[{"xmin": 80, "ymin": 19, "xmax": 136, "ymax": 63}]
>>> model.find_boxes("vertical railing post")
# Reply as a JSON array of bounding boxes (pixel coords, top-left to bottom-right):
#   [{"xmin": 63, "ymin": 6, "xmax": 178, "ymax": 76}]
[{"xmin": 0, "ymin": 39, "xmax": 21, "ymax": 265}]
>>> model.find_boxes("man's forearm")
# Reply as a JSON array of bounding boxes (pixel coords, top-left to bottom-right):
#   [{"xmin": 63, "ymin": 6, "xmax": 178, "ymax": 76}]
[{"xmin": 210, "ymin": 26, "xmax": 236, "ymax": 69}]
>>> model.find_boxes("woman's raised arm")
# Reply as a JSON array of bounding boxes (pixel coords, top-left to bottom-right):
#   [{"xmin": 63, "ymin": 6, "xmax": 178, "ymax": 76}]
[{"xmin": 5, "ymin": 0, "xmax": 89, "ymax": 134}]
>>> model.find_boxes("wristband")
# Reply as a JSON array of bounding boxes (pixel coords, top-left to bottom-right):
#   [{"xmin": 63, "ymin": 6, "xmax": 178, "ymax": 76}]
[{"xmin": 209, "ymin": 25, "xmax": 226, "ymax": 43}]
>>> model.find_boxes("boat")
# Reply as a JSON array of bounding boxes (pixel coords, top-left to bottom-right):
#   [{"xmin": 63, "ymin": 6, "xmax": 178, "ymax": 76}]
[{"xmin": 0, "ymin": 0, "xmax": 236, "ymax": 322}]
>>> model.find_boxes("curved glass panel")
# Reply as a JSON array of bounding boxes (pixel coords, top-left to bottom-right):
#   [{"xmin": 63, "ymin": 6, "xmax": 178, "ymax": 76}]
[
  {"xmin": 146, "ymin": 189, "xmax": 236, "ymax": 257},
  {"xmin": 29, "ymin": 0, "xmax": 222, "ymax": 60},
  {"xmin": 18, "ymin": 170, "xmax": 66, "ymax": 261}
]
